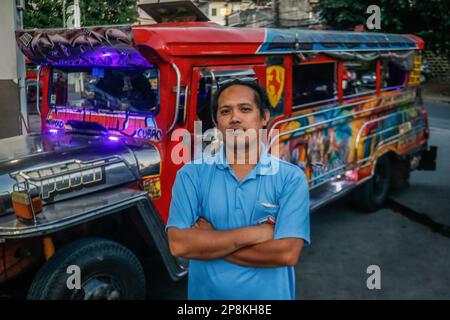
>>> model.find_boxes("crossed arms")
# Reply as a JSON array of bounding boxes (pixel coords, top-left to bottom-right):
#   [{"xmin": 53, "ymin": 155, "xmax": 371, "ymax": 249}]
[{"xmin": 167, "ymin": 218, "xmax": 304, "ymax": 268}]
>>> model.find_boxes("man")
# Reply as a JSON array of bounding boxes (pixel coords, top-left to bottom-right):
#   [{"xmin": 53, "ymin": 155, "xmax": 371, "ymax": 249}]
[{"xmin": 167, "ymin": 78, "xmax": 310, "ymax": 300}]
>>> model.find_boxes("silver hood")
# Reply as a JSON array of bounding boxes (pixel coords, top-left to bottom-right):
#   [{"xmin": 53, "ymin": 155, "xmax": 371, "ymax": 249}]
[{"xmin": 0, "ymin": 132, "xmax": 160, "ymax": 216}]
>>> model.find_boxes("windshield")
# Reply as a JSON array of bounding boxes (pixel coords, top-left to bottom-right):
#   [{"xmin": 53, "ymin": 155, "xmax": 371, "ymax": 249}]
[{"xmin": 49, "ymin": 66, "xmax": 159, "ymax": 114}]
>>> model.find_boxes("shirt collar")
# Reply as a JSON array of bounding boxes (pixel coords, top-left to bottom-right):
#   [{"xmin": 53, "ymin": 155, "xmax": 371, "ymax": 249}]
[{"xmin": 214, "ymin": 143, "xmax": 273, "ymax": 176}]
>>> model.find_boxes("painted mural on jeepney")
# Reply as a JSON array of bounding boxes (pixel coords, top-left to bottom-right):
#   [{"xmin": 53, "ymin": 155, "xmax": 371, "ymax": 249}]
[
  {"xmin": 46, "ymin": 108, "xmax": 163, "ymax": 142},
  {"xmin": 266, "ymin": 56, "xmax": 286, "ymax": 117},
  {"xmin": 277, "ymin": 89, "xmax": 421, "ymax": 186}
]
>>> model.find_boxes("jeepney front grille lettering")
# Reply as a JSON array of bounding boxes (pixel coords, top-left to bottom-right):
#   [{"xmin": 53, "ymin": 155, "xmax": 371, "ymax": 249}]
[{"xmin": 14, "ymin": 161, "xmax": 106, "ymax": 202}]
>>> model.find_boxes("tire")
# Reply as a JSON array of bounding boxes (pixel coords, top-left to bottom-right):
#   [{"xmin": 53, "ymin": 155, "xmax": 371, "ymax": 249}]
[
  {"xmin": 27, "ymin": 237, "xmax": 146, "ymax": 300},
  {"xmin": 352, "ymin": 156, "xmax": 392, "ymax": 212}
]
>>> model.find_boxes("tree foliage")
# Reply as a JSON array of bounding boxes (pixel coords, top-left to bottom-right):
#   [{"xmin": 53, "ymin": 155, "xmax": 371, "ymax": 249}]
[
  {"xmin": 313, "ymin": 0, "xmax": 450, "ymax": 55},
  {"xmin": 24, "ymin": 0, "xmax": 139, "ymax": 29}
]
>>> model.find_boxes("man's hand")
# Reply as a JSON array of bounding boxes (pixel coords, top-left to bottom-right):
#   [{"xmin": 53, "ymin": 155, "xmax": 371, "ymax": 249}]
[
  {"xmin": 193, "ymin": 217, "xmax": 214, "ymax": 230},
  {"xmin": 256, "ymin": 223, "xmax": 275, "ymax": 242},
  {"xmin": 193, "ymin": 217, "xmax": 274, "ymax": 242}
]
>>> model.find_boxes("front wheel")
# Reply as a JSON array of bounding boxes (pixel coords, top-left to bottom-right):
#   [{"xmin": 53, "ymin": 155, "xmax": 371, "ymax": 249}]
[
  {"xmin": 27, "ymin": 237, "xmax": 146, "ymax": 300},
  {"xmin": 352, "ymin": 156, "xmax": 392, "ymax": 212}
]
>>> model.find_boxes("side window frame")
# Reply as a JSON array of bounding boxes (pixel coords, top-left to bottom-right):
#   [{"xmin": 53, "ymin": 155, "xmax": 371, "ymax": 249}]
[
  {"xmin": 194, "ymin": 68, "xmax": 257, "ymax": 131},
  {"xmin": 291, "ymin": 61, "xmax": 338, "ymax": 111},
  {"xmin": 341, "ymin": 59, "xmax": 377, "ymax": 100}
]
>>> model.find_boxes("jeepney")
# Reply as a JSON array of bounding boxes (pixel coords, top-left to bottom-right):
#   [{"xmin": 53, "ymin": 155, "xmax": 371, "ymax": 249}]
[{"xmin": 0, "ymin": 19, "xmax": 436, "ymax": 299}]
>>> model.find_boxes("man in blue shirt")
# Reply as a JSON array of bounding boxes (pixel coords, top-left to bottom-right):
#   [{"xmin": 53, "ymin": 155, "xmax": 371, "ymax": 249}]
[{"xmin": 167, "ymin": 78, "xmax": 310, "ymax": 300}]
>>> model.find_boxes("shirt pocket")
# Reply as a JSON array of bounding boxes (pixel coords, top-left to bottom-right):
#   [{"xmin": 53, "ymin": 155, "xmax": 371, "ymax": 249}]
[{"xmin": 252, "ymin": 201, "xmax": 279, "ymax": 225}]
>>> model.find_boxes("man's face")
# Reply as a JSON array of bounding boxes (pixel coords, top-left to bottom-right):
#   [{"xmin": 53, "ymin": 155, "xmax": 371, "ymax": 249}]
[{"xmin": 216, "ymin": 84, "xmax": 269, "ymax": 149}]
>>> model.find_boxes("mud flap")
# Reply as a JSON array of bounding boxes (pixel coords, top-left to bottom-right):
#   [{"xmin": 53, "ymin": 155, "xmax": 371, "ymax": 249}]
[{"xmin": 418, "ymin": 145, "xmax": 437, "ymax": 171}]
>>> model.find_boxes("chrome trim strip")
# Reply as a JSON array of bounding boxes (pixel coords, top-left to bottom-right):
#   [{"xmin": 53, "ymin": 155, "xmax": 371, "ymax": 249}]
[
  {"xmin": 357, "ymin": 125, "xmax": 426, "ymax": 166},
  {"xmin": 168, "ymin": 62, "xmax": 181, "ymax": 133},
  {"xmin": 269, "ymin": 91, "xmax": 415, "ymax": 148},
  {"xmin": 269, "ymin": 88, "xmax": 415, "ymax": 145},
  {"xmin": 292, "ymin": 97, "xmax": 338, "ymax": 110},
  {"xmin": 308, "ymin": 125, "xmax": 425, "ymax": 191},
  {"xmin": 355, "ymin": 109, "xmax": 423, "ymax": 160},
  {"xmin": 182, "ymin": 85, "xmax": 189, "ymax": 124},
  {"xmin": 308, "ymin": 164, "xmax": 348, "ymax": 184},
  {"xmin": 36, "ymin": 66, "xmax": 42, "ymax": 116},
  {"xmin": 343, "ymin": 90, "xmax": 377, "ymax": 100},
  {"xmin": 381, "ymin": 85, "xmax": 405, "ymax": 92}
]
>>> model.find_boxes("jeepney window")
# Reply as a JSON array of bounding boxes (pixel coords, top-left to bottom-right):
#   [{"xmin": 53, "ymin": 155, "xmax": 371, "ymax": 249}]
[
  {"xmin": 381, "ymin": 59, "xmax": 407, "ymax": 89},
  {"xmin": 292, "ymin": 62, "xmax": 337, "ymax": 108},
  {"xmin": 342, "ymin": 60, "xmax": 376, "ymax": 97},
  {"xmin": 49, "ymin": 66, "xmax": 160, "ymax": 114},
  {"xmin": 197, "ymin": 76, "xmax": 215, "ymax": 132}
]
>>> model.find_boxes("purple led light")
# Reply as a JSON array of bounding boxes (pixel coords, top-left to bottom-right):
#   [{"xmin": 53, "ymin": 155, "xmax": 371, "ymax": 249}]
[
  {"xmin": 108, "ymin": 136, "xmax": 119, "ymax": 142},
  {"xmin": 49, "ymin": 129, "xmax": 58, "ymax": 134}
]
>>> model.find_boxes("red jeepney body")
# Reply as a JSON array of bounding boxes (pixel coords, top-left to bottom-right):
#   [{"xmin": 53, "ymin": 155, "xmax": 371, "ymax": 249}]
[{"xmin": 21, "ymin": 22, "xmax": 428, "ymax": 221}]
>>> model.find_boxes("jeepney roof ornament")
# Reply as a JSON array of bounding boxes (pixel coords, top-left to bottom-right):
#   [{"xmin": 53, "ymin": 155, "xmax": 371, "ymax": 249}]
[
  {"xmin": 15, "ymin": 25, "xmax": 151, "ymax": 68},
  {"xmin": 258, "ymin": 29, "xmax": 420, "ymax": 54}
]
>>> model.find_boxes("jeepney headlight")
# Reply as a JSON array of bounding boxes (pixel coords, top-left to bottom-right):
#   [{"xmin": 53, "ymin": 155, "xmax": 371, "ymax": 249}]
[
  {"xmin": 132, "ymin": 147, "xmax": 161, "ymax": 177},
  {"xmin": 11, "ymin": 190, "xmax": 43, "ymax": 221}
]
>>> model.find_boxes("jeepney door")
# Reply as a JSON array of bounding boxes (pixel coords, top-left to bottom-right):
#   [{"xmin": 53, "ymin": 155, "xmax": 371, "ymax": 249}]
[
  {"xmin": 190, "ymin": 66, "xmax": 265, "ymax": 159},
  {"xmin": 194, "ymin": 68, "xmax": 257, "ymax": 129}
]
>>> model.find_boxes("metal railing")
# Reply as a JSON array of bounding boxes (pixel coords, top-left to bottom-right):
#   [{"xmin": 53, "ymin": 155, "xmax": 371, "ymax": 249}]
[{"xmin": 268, "ymin": 88, "xmax": 416, "ymax": 148}]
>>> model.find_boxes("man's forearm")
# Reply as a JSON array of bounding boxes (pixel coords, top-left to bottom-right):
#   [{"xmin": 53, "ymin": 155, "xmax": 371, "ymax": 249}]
[
  {"xmin": 168, "ymin": 225, "xmax": 272, "ymax": 260},
  {"xmin": 224, "ymin": 239, "xmax": 303, "ymax": 268}
]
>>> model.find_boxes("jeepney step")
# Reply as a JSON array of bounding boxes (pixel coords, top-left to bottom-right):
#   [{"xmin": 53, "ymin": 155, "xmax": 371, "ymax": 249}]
[{"xmin": 310, "ymin": 175, "xmax": 357, "ymax": 212}]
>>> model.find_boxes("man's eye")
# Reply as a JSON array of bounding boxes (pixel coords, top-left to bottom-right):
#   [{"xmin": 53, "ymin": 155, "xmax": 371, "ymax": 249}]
[
  {"xmin": 220, "ymin": 109, "xmax": 230, "ymax": 115},
  {"xmin": 241, "ymin": 107, "xmax": 251, "ymax": 112}
]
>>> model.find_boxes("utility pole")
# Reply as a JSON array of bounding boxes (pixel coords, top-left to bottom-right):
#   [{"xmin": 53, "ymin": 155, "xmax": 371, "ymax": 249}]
[
  {"xmin": 74, "ymin": 0, "xmax": 81, "ymax": 28},
  {"xmin": 67, "ymin": 0, "xmax": 81, "ymax": 29},
  {"xmin": 63, "ymin": 0, "xmax": 66, "ymax": 28},
  {"xmin": 273, "ymin": 0, "xmax": 280, "ymax": 28}
]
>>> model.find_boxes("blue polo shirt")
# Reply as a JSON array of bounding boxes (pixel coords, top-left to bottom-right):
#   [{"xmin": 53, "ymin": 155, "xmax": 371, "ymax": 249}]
[{"xmin": 167, "ymin": 146, "xmax": 310, "ymax": 300}]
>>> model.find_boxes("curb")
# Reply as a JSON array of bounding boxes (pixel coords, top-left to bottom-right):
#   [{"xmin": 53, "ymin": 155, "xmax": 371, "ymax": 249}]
[{"xmin": 423, "ymin": 96, "xmax": 450, "ymax": 104}]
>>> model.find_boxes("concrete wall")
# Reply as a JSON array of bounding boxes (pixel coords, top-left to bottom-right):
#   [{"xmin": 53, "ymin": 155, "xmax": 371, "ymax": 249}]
[
  {"xmin": 0, "ymin": 1, "xmax": 17, "ymax": 80},
  {"xmin": 276, "ymin": 0, "xmax": 315, "ymax": 22},
  {"xmin": 137, "ymin": 0, "xmax": 244, "ymax": 26},
  {"xmin": 0, "ymin": 0, "xmax": 20, "ymax": 138},
  {"xmin": 424, "ymin": 51, "xmax": 450, "ymax": 80},
  {"xmin": 229, "ymin": 0, "xmax": 319, "ymax": 27},
  {"xmin": 137, "ymin": 0, "xmax": 211, "ymax": 24},
  {"xmin": 0, "ymin": 80, "xmax": 20, "ymax": 139}
]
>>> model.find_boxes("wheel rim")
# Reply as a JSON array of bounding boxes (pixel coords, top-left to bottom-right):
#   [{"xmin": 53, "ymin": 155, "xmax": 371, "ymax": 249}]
[{"xmin": 71, "ymin": 273, "xmax": 123, "ymax": 300}]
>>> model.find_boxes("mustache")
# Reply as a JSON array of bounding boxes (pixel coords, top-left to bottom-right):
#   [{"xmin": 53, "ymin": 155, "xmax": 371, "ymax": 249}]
[{"xmin": 226, "ymin": 126, "xmax": 246, "ymax": 131}]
